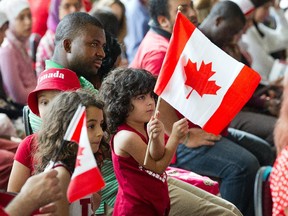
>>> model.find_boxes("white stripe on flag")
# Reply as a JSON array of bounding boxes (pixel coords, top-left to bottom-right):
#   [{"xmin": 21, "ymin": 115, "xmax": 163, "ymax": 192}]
[{"xmin": 63, "ymin": 105, "xmax": 85, "ymax": 141}]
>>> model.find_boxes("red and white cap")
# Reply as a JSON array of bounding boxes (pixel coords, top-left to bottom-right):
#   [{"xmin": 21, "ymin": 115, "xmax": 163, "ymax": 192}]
[
  {"xmin": 28, "ymin": 68, "xmax": 81, "ymax": 115},
  {"xmin": 229, "ymin": 0, "xmax": 255, "ymax": 15}
]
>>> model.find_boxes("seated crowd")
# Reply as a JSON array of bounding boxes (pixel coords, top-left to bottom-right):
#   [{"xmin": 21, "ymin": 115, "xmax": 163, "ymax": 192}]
[{"xmin": 0, "ymin": 0, "xmax": 288, "ymax": 216}]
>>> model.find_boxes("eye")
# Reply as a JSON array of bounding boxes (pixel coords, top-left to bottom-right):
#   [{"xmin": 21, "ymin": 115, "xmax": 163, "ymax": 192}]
[
  {"xmin": 87, "ymin": 123, "xmax": 95, "ymax": 129},
  {"xmin": 39, "ymin": 99, "xmax": 49, "ymax": 106},
  {"xmin": 90, "ymin": 42, "xmax": 101, "ymax": 48},
  {"xmin": 136, "ymin": 95, "xmax": 145, "ymax": 100}
]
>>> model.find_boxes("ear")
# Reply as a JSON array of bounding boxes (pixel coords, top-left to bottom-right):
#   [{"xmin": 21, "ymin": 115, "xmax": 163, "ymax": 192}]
[
  {"xmin": 157, "ymin": 15, "xmax": 170, "ymax": 29},
  {"xmin": 63, "ymin": 39, "xmax": 72, "ymax": 53},
  {"xmin": 215, "ymin": 16, "xmax": 223, "ymax": 27}
]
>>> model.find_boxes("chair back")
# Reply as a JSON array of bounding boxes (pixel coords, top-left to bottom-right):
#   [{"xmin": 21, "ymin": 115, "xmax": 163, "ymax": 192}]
[
  {"xmin": 23, "ymin": 106, "xmax": 33, "ymax": 136},
  {"xmin": 254, "ymin": 166, "xmax": 273, "ymax": 216}
]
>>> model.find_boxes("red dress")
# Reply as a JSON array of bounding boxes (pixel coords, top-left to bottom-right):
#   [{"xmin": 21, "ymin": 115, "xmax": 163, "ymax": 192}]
[
  {"xmin": 270, "ymin": 145, "xmax": 288, "ymax": 216},
  {"xmin": 111, "ymin": 124, "xmax": 170, "ymax": 216}
]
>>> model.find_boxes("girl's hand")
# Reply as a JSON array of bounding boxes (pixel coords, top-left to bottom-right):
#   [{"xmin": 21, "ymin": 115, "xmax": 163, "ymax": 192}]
[
  {"xmin": 171, "ymin": 118, "xmax": 189, "ymax": 142},
  {"xmin": 147, "ymin": 112, "xmax": 164, "ymax": 140}
]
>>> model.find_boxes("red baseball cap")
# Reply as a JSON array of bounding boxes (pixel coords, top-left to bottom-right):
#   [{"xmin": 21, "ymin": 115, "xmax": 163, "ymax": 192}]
[{"xmin": 28, "ymin": 68, "xmax": 81, "ymax": 115}]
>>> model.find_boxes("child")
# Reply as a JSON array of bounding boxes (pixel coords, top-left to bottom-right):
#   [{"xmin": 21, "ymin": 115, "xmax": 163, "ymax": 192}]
[
  {"xmin": 33, "ymin": 90, "xmax": 108, "ymax": 215},
  {"xmin": 7, "ymin": 68, "xmax": 81, "ymax": 192},
  {"xmin": 99, "ymin": 67, "xmax": 189, "ymax": 215},
  {"xmin": 0, "ymin": 0, "xmax": 36, "ymax": 105}
]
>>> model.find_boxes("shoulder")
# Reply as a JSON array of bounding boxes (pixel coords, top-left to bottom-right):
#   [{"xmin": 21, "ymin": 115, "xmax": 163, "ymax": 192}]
[
  {"xmin": 114, "ymin": 130, "xmax": 141, "ymax": 145},
  {"xmin": 15, "ymin": 135, "xmax": 36, "ymax": 155},
  {"xmin": 54, "ymin": 166, "xmax": 71, "ymax": 189}
]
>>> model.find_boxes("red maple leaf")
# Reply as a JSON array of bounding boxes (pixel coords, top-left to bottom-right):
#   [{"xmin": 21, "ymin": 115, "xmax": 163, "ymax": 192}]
[
  {"xmin": 184, "ymin": 60, "xmax": 221, "ymax": 98},
  {"xmin": 75, "ymin": 146, "xmax": 85, "ymax": 167}
]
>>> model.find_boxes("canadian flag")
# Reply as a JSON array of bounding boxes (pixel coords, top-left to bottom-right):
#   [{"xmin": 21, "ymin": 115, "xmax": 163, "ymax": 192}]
[
  {"xmin": 65, "ymin": 105, "xmax": 105, "ymax": 203},
  {"xmin": 154, "ymin": 12, "xmax": 261, "ymax": 135}
]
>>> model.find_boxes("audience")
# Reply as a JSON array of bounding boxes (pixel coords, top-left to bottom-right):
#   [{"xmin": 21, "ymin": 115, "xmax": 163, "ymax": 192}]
[
  {"xmin": 0, "ymin": 0, "xmax": 36, "ymax": 106},
  {"xmin": 242, "ymin": 0, "xmax": 288, "ymax": 85},
  {"xmin": 2, "ymin": 0, "xmax": 288, "ymax": 215},
  {"xmin": 26, "ymin": 11, "xmax": 242, "ymax": 216}
]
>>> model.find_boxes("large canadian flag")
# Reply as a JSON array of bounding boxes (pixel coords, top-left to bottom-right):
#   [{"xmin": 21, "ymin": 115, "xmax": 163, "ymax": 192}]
[
  {"xmin": 65, "ymin": 105, "xmax": 105, "ymax": 203},
  {"xmin": 154, "ymin": 12, "xmax": 261, "ymax": 135}
]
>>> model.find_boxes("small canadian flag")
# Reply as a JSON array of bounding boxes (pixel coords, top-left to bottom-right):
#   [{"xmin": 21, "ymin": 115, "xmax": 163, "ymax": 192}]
[
  {"xmin": 154, "ymin": 12, "xmax": 260, "ymax": 135},
  {"xmin": 65, "ymin": 105, "xmax": 105, "ymax": 203}
]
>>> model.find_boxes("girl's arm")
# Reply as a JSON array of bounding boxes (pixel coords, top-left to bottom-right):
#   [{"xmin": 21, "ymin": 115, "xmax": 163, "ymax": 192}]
[
  {"xmin": 114, "ymin": 118, "xmax": 188, "ymax": 174},
  {"xmin": 7, "ymin": 161, "xmax": 31, "ymax": 192},
  {"xmin": 53, "ymin": 166, "xmax": 71, "ymax": 216}
]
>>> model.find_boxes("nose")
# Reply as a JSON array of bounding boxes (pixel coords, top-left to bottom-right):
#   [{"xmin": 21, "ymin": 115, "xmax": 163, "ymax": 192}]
[
  {"xmin": 25, "ymin": 16, "xmax": 32, "ymax": 27},
  {"xmin": 97, "ymin": 46, "xmax": 106, "ymax": 59},
  {"xmin": 69, "ymin": 5, "xmax": 78, "ymax": 13},
  {"xmin": 97, "ymin": 127, "xmax": 104, "ymax": 138}
]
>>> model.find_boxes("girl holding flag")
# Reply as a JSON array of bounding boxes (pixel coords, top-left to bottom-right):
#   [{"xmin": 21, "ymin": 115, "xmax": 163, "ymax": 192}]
[
  {"xmin": 33, "ymin": 90, "xmax": 107, "ymax": 215},
  {"xmin": 99, "ymin": 67, "xmax": 189, "ymax": 215}
]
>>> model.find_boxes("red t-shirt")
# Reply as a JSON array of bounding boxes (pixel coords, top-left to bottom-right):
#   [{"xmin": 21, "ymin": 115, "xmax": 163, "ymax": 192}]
[{"xmin": 14, "ymin": 134, "xmax": 36, "ymax": 174}]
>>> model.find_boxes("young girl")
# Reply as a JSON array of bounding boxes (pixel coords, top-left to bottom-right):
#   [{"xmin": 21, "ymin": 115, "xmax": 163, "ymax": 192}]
[
  {"xmin": 0, "ymin": 0, "xmax": 36, "ymax": 105},
  {"xmin": 33, "ymin": 90, "xmax": 109, "ymax": 215},
  {"xmin": 99, "ymin": 68, "xmax": 188, "ymax": 215},
  {"xmin": 7, "ymin": 68, "xmax": 81, "ymax": 193}
]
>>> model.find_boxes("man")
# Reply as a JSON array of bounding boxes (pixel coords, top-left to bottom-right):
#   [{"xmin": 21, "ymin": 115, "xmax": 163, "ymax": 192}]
[
  {"xmin": 29, "ymin": 12, "xmax": 106, "ymax": 132},
  {"xmin": 131, "ymin": 1, "xmax": 269, "ymax": 215}
]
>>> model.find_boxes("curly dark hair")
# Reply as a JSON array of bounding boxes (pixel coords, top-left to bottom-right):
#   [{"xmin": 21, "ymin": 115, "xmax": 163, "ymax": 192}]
[
  {"xmin": 34, "ymin": 89, "xmax": 110, "ymax": 174},
  {"xmin": 99, "ymin": 68, "xmax": 157, "ymax": 134}
]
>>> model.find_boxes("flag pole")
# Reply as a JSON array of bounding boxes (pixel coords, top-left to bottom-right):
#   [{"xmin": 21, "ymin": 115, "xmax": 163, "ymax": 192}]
[{"xmin": 143, "ymin": 96, "xmax": 162, "ymax": 165}]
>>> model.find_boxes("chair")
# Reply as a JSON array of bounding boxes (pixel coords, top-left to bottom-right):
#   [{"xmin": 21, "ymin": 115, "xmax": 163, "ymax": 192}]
[
  {"xmin": 254, "ymin": 166, "xmax": 273, "ymax": 216},
  {"xmin": 23, "ymin": 106, "xmax": 32, "ymax": 136}
]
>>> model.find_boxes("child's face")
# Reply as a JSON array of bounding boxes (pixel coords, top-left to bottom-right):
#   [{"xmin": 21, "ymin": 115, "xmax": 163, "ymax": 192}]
[
  {"xmin": 127, "ymin": 93, "xmax": 156, "ymax": 124},
  {"xmin": 10, "ymin": 8, "xmax": 32, "ymax": 39},
  {"xmin": 86, "ymin": 106, "xmax": 104, "ymax": 153},
  {"xmin": 37, "ymin": 90, "xmax": 61, "ymax": 118}
]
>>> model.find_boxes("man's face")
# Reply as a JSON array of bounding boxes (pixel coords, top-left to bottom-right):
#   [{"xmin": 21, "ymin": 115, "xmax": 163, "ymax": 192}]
[
  {"xmin": 167, "ymin": 0, "xmax": 198, "ymax": 32},
  {"xmin": 67, "ymin": 24, "xmax": 106, "ymax": 80}
]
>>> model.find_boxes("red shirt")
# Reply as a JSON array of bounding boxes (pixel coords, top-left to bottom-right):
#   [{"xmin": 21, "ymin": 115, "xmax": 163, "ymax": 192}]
[{"xmin": 14, "ymin": 134, "xmax": 36, "ymax": 174}]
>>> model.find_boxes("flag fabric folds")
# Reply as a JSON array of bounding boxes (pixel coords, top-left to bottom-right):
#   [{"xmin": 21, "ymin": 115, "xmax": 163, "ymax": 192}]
[
  {"xmin": 66, "ymin": 105, "xmax": 105, "ymax": 203},
  {"xmin": 154, "ymin": 12, "xmax": 261, "ymax": 135}
]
